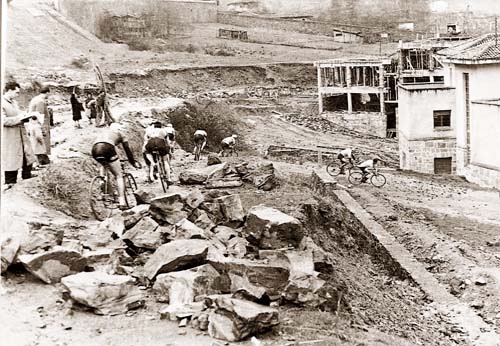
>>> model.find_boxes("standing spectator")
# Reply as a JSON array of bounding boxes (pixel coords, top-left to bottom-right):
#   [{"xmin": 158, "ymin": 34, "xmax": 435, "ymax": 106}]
[
  {"xmin": 70, "ymin": 90, "xmax": 84, "ymax": 128},
  {"xmin": 95, "ymin": 91, "xmax": 105, "ymax": 127},
  {"xmin": 85, "ymin": 93, "xmax": 97, "ymax": 125},
  {"xmin": 1, "ymin": 80, "xmax": 36, "ymax": 189},
  {"xmin": 28, "ymin": 85, "xmax": 51, "ymax": 163},
  {"xmin": 96, "ymin": 90, "xmax": 116, "ymax": 127},
  {"xmin": 26, "ymin": 115, "xmax": 49, "ymax": 166}
]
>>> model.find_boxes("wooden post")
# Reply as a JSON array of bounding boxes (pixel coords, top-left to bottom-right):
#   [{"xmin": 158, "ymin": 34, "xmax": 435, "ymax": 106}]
[{"xmin": 317, "ymin": 64, "xmax": 323, "ymax": 114}]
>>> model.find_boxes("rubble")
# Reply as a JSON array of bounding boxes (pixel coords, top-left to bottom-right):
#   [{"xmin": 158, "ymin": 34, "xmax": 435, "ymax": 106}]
[
  {"xmin": 61, "ymin": 272, "xmax": 145, "ymax": 315},
  {"xmin": 174, "ymin": 219, "xmax": 208, "ymax": 240},
  {"xmin": 205, "ymin": 180, "xmax": 243, "ymax": 189},
  {"xmin": 192, "ymin": 210, "xmax": 216, "ymax": 231},
  {"xmin": 243, "ymin": 163, "xmax": 277, "ymax": 191},
  {"xmin": 149, "ymin": 192, "xmax": 190, "ymax": 225},
  {"xmin": 134, "ymin": 189, "xmax": 156, "ymax": 205},
  {"xmin": 1, "ymin": 236, "xmax": 20, "ymax": 273},
  {"xmin": 213, "ymin": 226, "xmax": 239, "ymax": 245},
  {"xmin": 227, "ymin": 237, "xmax": 250, "ymax": 258},
  {"xmin": 143, "ymin": 239, "xmax": 210, "ymax": 280},
  {"xmin": 122, "ymin": 204, "xmax": 150, "ymax": 229},
  {"xmin": 19, "ymin": 247, "xmax": 87, "ymax": 284},
  {"xmin": 244, "ymin": 206, "xmax": 304, "ymax": 250},
  {"xmin": 179, "ymin": 163, "xmax": 227, "ymax": 185},
  {"xmin": 207, "ymin": 296, "xmax": 279, "ymax": 342},
  {"xmin": 153, "ymin": 264, "xmax": 220, "ymax": 303},
  {"xmin": 97, "ymin": 215, "xmax": 126, "ymax": 239},
  {"xmin": 207, "ymin": 154, "xmax": 222, "ymax": 166},
  {"xmin": 20, "ymin": 226, "xmax": 64, "ymax": 255},
  {"xmin": 122, "ymin": 217, "xmax": 163, "ymax": 250},
  {"xmin": 216, "ymin": 194, "xmax": 245, "ymax": 227}
]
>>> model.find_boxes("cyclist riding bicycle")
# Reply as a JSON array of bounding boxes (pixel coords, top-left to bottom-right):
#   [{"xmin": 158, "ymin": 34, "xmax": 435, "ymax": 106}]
[
  {"xmin": 91, "ymin": 122, "xmax": 141, "ymax": 210},
  {"xmin": 143, "ymin": 120, "xmax": 172, "ymax": 184},
  {"xmin": 193, "ymin": 129, "xmax": 208, "ymax": 153},
  {"xmin": 165, "ymin": 123, "xmax": 176, "ymax": 155},
  {"xmin": 220, "ymin": 134, "xmax": 237, "ymax": 156},
  {"xmin": 337, "ymin": 147, "xmax": 356, "ymax": 174},
  {"xmin": 358, "ymin": 156, "xmax": 380, "ymax": 182}
]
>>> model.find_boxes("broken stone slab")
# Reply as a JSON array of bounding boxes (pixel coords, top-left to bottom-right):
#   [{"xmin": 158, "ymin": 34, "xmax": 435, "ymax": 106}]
[
  {"xmin": 179, "ymin": 163, "xmax": 227, "ymax": 185},
  {"xmin": 207, "ymin": 154, "xmax": 222, "ymax": 166},
  {"xmin": 19, "ymin": 247, "xmax": 87, "ymax": 284},
  {"xmin": 207, "ymin": 296, "xmax": 279, "ymax": 342},
  {"xmin": 143, "ymin": 239, "xmax": 210, "ymax": 280},
  {"xmin": 185, "ymin": 189, "xmax": 205, "ymax": 210},
  {"xmin": 242, "ymin": 163, "xmax": 277, "ymax": 191},
  {"xmin": 122, "ymin": 204, "xmax": 150, "ymax": 230},
  {"xmin": 149, "ymin": 192, "xmax": 189, "ymax": 225},
  {"xmin": 300, "ymin": 237, "xmax": 335, "ymax": 274},
  {"xmin": 20, "ymin": 226, "xmax": 64, "ymax": 255},
  {"xmin": 159, "ymin": 301, "xmax": 205, "ymax": 321},
  {"xmin": 174, "ymin": 219, "xmax": 208, "ymax": 240},
  {"xmin": 153, "ymin": 264, "xmax": 220, "ymax": 304},
  {"xmin": 200, "ymin": 202, "xmax": 224, "ymax": 224},
  {"xmin": 61, "ymin": 271, "xmax": 145, "ymax": 315},
  {"xmin": 208, "ymin": 257, "xmax": 289, "ymax": 298},
  {"xmin": 216, "ymin": 194, "xmax": 245, "ymax": 227},
  {"xmin": 83, "ymin": 249, "xmax": 114, "ymax": 267},
  {"xmin": 227, "ymin": 237, "xmax": 250, "ymax": 259},
  {"xmin": 205, "ymin": 180, "xmax": 243, "ymax": 189},
  {"xmin": 122, "ymin": 217, "xmax": 162, "ymax": 251},
  {"xmin": 229, "ymin": 272, "xmax": 268, "ymax": 303},
  {"xmin": 282, "ymin": 274, "xmax": 340, "ymax": 310},
  {"xmin": 1, "ymin": 236, "xmax": 20, "ymax": 273},
  {"xmin": 61, "ymin": 239, "xmax": 84, "ymax": 253},
  {"xmin": 259, "ymin": 249, "xmax": 315, "ymax": 278},
  {"xmin": 98, "ymin": 215, "xmax": 125, "ymax": 239},
  {"xmin": 193, "ymin": 210, "xmax": 216, "ymax": 232},
  {"xmin": 134, "ymin": 189, "xmax": 156, "ymax": 205},
  {"xmin": 213, "ymin": 226, "xmax": 239, "ymax": 246},
  {"xmin": 244, "ymin": 206, "xmax": 304, "ymax": 250}
]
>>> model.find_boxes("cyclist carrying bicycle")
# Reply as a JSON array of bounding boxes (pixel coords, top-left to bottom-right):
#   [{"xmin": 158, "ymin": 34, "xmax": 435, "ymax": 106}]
[
  {"xmin": 143, "ymin": 120, "xmax": 172, "ymax": 184},
  {"xmin": 91, "ymin": 122, "xmax": 141, "ymax": 210},
  {"xmin": 337, "ymin": 147, "xmax": 356, "ymax": 174},
  {"xmin": 220, "ymin": 134, "xmax": 237, "ymax": 156},
  {"xmin": 358, "ymin": 156, "xmax": 380, "ymax": 183},
  {"xmin": 193, "ymin": 129, "xmax": 207, "ymax": 153}
]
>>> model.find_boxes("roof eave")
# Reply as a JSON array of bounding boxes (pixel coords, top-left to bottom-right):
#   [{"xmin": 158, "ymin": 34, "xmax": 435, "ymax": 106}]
[{"xmin": 442, "ymin": 58, "xmax": 500, "ymax": 65}]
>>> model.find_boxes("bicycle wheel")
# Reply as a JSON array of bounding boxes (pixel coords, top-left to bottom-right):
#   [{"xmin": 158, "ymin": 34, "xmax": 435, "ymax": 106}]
[
  {"xmin": 124, "ymin": 173, "xmax": 138, "ymax": 208},
  {"xmin": 371, "ymin": 173, "xmax": 386, "ymax": 188},
  {"xmin": 348, "ymin": 171, "xmax": 364, "ymax": 185},
  {"xmin": 158, "ymin": 158, "xmax": 169, "ymax": 193},
  {"xmin": 326, "ymin": 162, "xmax": 341, "ymax": 177},
  {"xmin": 89, "ymin": 176, "xmax": 113, "ymax": 221}
]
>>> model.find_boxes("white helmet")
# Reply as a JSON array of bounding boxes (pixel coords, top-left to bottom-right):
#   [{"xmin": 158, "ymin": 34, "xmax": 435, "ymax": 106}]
[
  {"xmin": 232, "ymin": 134, "xmax": 238, "ymax": 139},
  {"xmin": 166, "ymin": 123, "xmax": 173, "ymax": 128}
]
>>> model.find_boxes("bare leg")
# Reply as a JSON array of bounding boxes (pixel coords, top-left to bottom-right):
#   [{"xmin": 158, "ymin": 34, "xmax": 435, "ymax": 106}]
[
  {"xmin": 201, "ymin": 140, "xmax": 206, "ymax": 152},
  {"xmin": 163, "ymin": 155, "xmax": 172, "ymax": 181},
  {"xmin": 145, "ymin": 153, "xmax": 155, "ymax": 182},
  {"xmin": 107, "ymin": 160, "xmax": 126, "ymax": 207}
]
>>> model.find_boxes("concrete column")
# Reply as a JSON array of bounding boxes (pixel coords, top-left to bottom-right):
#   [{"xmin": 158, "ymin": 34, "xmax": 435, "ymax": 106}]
[
  {"xmin": 317, "ymin": 65, "xmax": 323, "ymax": 114},
  {"xmin": 379, "ymin": 65, "xmax": 385, "ymax": 115},
  {"xmin": 346, "ymin": 66, "xmax": 352, "ymax": 113},
  {"xmin": 347, "ymin": 93, "xmax": 353, "ymax": 113}
]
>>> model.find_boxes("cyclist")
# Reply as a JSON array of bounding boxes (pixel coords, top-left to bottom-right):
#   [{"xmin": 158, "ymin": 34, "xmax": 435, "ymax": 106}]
[
  {"xmin": 337, "ymin": 147, "xmax": 356, "ymax": 174},
  {"xmin": 143, "ymin": 120, "xmax": 172, "ymax": 184},
  {"xmin": 165, "ymin": 123, "xmax": 176, "ymax": 155},
  {"xmin": 91, "ymin": 122, "xmax": 141, "ymax": 210},
  {"xmin": 358, "ymin": 156, "xmax": 381, "ymax": 183},
  {"xmin": 193, "ymin": 129, "xmax": 208, "ymax": 154},
  {"xmin": 220, "ymin": 134, "xmax": 237, "ymax": 156}
]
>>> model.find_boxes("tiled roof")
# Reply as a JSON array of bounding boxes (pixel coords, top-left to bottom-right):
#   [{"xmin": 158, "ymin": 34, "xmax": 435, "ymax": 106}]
[{"xmin": 437, "ymin": 34, "xmax": 500, "ymax": 61}]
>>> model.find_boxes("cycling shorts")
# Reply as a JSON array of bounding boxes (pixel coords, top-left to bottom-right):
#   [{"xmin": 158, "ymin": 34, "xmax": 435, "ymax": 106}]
[
  {"xmin": 337, "ymin": 153, "xmax": 344, "ymax": 160},
  {"xmin": 194, "ymin": 133, "xmax": 206, "ymax": 144},
  {"xmin": 92, "ymin": 142, "xmax": 118, "ymax": 163},
  {"xmin": 167, "ymin": 133, "xmax": 175, "ymax": 142},
  {"xmin": 145, "ymin": 137, "xmax": 169, "ymax": 157}
]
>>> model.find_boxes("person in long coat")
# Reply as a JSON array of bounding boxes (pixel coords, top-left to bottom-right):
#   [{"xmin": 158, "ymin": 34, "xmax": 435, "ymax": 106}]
[
  {"xmin": 26, "ymin": 115, "xmax": 49, "ymax": 166},
  {"xmin": 2, "ymin": 80, "xmax": 36, "ymax": 187},
  {"xmin": 28, "ymin": 86, "xmax": 51, "ymax": 163},
  {"xmin": 70, "ymin": 92, "xmax": 84, "ymax": 128}
]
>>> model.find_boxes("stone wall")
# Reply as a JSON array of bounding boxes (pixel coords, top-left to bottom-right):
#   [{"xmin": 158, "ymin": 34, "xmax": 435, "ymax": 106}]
[
  {"xmin": 461, "ymin": 164, "xmax": 500, "ymax": 189},
  {"xmin": 323, "ymin": 111, "xmax": 387, "ymax": 138},
  {"xmin": 57, "ymin": 0, "xmax": 217, "ymax": 38},
  {"xmin": 399, "ymin": 134, "xmax": 456, "ymax": 174},
  {"xmin": 217, "ymin": 12, "xmax": 362, "ymax": 43}
]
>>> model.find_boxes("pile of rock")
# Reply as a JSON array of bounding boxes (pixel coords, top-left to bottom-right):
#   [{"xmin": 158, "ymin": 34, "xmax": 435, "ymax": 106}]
[
  {"xmin": 179, "ymin": 161, "xmax": 277, "ymax": 191},
  {"xmin": 1, "ymin": 189, "xmax": 339, "ymax": 342}
]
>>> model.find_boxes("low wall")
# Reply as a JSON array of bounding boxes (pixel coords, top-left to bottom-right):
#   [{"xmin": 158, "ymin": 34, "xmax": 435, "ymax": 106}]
[
  {"xmin": 217, "ymin": 12, "xmax": 362, "ymax": 43},
  {"xmin": 399, "ymin": 134, "xmax": 456, "ymax": 174},
  {"xmin": 323, "ymin": 111, "xmax": 387, "ymax": 138},
  {"xmin": 58, "ymin": 0, "xmax": 217, "ymax": 39},
  {"xmin": 462, "ymin": 163, "xmax": 500, "ymax": 189}
]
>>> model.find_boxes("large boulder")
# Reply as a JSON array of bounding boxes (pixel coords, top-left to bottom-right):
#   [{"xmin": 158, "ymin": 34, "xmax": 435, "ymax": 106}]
[
  {"xmin": 300, "ymin": 237, "xmax": 335, "ymax": 274},
  {"xmin": 243, "ymin": 163, "xmax": 277, "ymax": 191},
  {"xmin": 149, "ymin": 192, "xmax": 189, "ymax": 225},
  {"xmin": 244, "ymin": 206, "xmax": 304, "ymax": 250},
  {"xmin": 185, "ymin": 190, "xmax": 205, "ymax": 210},
  {"xmin": 122, "ymin": 204, "xmax": 150, "ymax": 230},
  {"xmin": 227, "ymin": 237, "xmax": 249, "ymax": 258},
  {"xmin": 97, "ymin": 215, "xmax": 125, "ymax": 239},
  {"xmin": 213, "ymin": 226, "xmax": 239, "ymax": 246},
  {"xmin": 20, "ymin": 226, "xmax": 64, "ymax": 255},
  {"xmin": 209, "ymin": 257, "xmax": 289, "ymax": 299},
  {"xmin": 179, "ymin": 163, "xmax": 227, "ymax": 185},
  {"xmin": 1, "ymin": 236, "xmax": 20, "ymax": 273},
  {"xmin": 216, "ymin": 194, "xmax": 245, "ymax": 227},
  {"xmin": 192, "ymin": 210, "xmax": 216, "ymax": 232},
  {"xmin": 207, "ymin": 154, "xmax": 222, "ymax": 166},
  {"xmin": 143, "ymin": 239, "xmax": 210, "ymax": 280},
  {"xmin": 19, "ymin": 247, "xmax": 87, "ymax": 284},
  {"xmin": 133, "ymin": 189, "xmax": 156, "ymax": 205},
  {"xmin": 282, "ymin": 274, "xmax": 340, "ymax": 310},
  {"xmin": 61, "ymin": 272, "xmax": 145, "ymax": 315},
  {"xmin": 207, "ymin": 296, "xmax": 279, "ymax": 342},
  {"xmin": 153, "ymin": 264, "xmax": 220, "ymax": 303},
  {"xmin": 174, "ymin": 219, "xmax": 207, "ymax": 240},
  {"xmin": 122, "ymin": 217, "xmax": 162, "ymax": 250}
]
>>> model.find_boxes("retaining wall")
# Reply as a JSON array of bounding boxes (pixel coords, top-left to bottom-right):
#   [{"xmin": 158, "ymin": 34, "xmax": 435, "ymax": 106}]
[
  {"xmin": 323, "ymin": 111, "xmax": 387, "ymax": 138},
  {"xmin": 399, "ymin": 134, "xmax": 456, "ymax": 174}
]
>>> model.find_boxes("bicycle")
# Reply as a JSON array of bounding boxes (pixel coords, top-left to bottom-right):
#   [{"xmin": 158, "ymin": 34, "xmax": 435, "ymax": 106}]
[
  {"xmin": 326, "ymin": 159, "xmax": 356, "ymax": 177},
  {"xmin": 348, "ymin": 168, "xmax": 386, "ymax": 188},
  {"xmin": 220, "ymin": 146, "xmax": 238, "ymax": 157},
  {"xmin": 89, "ymin": 160, "xmax": 138, "ymax": 221},
  {"xmin": 151, "ymin": 150, "xmax": 170, "ymax": 193}
]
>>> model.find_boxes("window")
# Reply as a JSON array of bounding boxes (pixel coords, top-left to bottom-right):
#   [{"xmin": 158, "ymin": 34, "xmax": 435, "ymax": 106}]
[
  {"xmin": 434, "ymin": 157, "xmax": 452, "ymax": 174},
  {"xmin": 433, "ymin": 110, "xmax": 451, "ymax": 128},
  {"xmin": 433, "ymin": 76, "xmax": 444, "ymax": 83}
]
